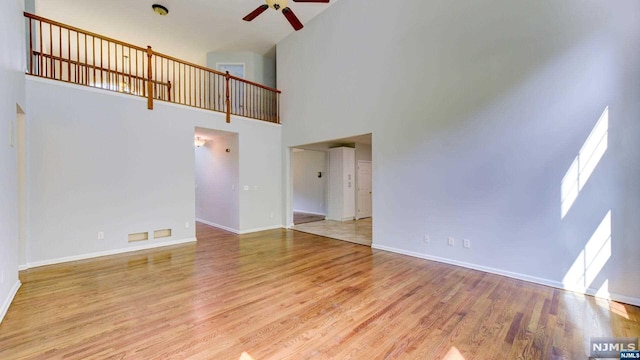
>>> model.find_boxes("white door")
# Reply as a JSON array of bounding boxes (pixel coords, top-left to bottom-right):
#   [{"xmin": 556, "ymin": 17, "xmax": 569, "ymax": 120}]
[{"xmin": 357, "ymin": 161, "xmax": 372, "ymax": 219}]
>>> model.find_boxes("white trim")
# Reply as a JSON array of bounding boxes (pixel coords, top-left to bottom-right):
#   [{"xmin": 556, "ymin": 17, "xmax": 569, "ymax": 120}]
[
  {"xmin": 196, "ymin": 220, "xmax": 283, "ymax": 235},
  {"xmin": 0, "ymin": 281, "xmax": 21, "ymax": 324},
  {"xmin": 196, "ymin": 219, "xmax": 240, "ymax": 234},
  {"xmin": 239, "ymin": 225, "xmax": 283, "ymax": 234},
  {"xmin": 371, "ymin": 244, "xmax": 640, "ymax": 307},
  {"xmin": 18, "ymin": 264, "xmax": 28, "ymax": 271},
  {"xmin": 292, "ymin": 210, "xmax": 327, "ymax": 217},
  {"xmin": 24, "ymin": 237, "xmax": 197, "ymax": 269}
]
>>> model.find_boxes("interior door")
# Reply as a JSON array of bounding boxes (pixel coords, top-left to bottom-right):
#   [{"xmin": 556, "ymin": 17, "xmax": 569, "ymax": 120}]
[{"xmin": 357, "ymin": 161, "xmax": 372, "ymax": 219}]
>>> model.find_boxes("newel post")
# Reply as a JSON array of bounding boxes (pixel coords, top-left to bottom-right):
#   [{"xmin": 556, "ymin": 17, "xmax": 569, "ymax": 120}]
[
  {"xmin": 225, "ymin": 71, "xmax": 231, "ymax": 123},
  {"xmin": 146, "ymin": 46, "xmax": 154, "ymax": 110}
]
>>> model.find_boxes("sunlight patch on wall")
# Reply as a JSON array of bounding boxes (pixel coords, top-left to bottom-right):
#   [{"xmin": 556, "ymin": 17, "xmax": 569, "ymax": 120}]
[
  {"xmin": 562, "ymin": 210, "xmax": 611, "ymax": 294},
  {"xmin": 561, "ymin": 107, "xmax": 609, "ymax": 218},
  {"xmin": 584, "ymin": 211, "xmax": 612, "ymax": 286}
]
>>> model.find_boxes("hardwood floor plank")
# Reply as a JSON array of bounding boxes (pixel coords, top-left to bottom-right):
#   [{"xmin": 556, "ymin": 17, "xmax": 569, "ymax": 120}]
[{"xmin": 1, "ymin": 222, "xmax": 639, "ymax": 359}]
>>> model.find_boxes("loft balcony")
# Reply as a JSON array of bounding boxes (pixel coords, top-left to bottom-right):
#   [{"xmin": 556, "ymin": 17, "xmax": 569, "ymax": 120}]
[{"xmin": 24, "ymin": 12, "xmax": 281, "ymax": 124}]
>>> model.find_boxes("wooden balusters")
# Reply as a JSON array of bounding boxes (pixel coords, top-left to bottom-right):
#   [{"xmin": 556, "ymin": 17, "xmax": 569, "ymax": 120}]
[
  {"xmin": 23, "ymin": 12, "xmax": 280, "ymax": 123},
  {"xmin": 146, "ymin": 46, "xmax": 153, "ymax": 110},
  {"xmin": 225, "ymin": 71, "xmax": 231, "ymax": 123}
]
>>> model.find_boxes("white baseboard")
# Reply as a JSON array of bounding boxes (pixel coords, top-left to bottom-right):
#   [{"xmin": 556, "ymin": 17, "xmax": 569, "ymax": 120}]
[
  {"xmin": 196, "ymin": 219, "xmax": 283, "ymax": 235},
  {"xmin": 18, "ymin": 264, "xmax": 28, "ymax": 271},
  {"xmin": 24, "ymin": 237, "xmax": 197, "ymax": 270},
  {"xmin": 293, "ymin": 210, "xmax": 327, "ymax": 217},
  {"xmin": 325, "ymin": 217, "xmax": 355, "ymax": 222},
  {"xmin": 372, "ymin": 244, "xmax": 640, "ymax": 307},
  {"xmin": 239, "ymin": 225, "xmax": 283, "ymax": 234},
  {"xmin": 0, "ymin": 281, "xmax": 22, "ymax": 325},
  {"xmin": 196, "ymin": 219, "xmax": 240, "ymax": 234}
]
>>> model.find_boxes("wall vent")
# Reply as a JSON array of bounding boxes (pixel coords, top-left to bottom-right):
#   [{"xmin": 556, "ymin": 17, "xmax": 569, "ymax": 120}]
[
  {"xmin": 153, "ymin": 229, "xmax": 172, "ymax": 239},
  {"xmin": 128, "ymin": 232, "xmax": 149, "ymax": 242}
]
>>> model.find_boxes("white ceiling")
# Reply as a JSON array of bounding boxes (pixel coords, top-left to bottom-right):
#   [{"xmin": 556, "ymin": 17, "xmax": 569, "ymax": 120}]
[{"xmin": 34, "ymin": 0, "xmax": 339, "ymax": 65}]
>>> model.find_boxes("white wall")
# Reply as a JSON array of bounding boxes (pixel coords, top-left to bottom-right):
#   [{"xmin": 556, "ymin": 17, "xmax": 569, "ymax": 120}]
[
  {"xmin": 292, "ymin": 150, "xmax": 326, "ymax": 215},
  {"xmin": 0, "ymin": 0, "xmax": 26, "ymax": 322},
  {"xmin": 25, "ymin": 77, "xmax": 282, "ymax": 266},
  {"xmin": 278, "ymin": 0, "xmax": 640, "ymax": 305},
  {"xmin": 195, "ymin": 131, "xmax": 240, "ymax": 232}
]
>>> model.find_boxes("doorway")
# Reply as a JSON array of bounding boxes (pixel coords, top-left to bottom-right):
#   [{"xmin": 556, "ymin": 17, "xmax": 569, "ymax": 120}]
[
  {"xmin": 194, "ymin": 127, "xmax": 240, "ymax": 233},
  {"xmin": 290, "ymin": 133, "xmax": 373, "ymax": 246},
  {"xmin": 292, "ymin": 148, "xmax": 327, "ymax": 225}
]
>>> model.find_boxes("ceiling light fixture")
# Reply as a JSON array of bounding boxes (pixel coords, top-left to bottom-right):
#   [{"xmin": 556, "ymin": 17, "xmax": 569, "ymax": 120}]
[
  {"xmin": 266, "ymin": 0, "xmax": 288, "ymax": 10},
  {"xmin": 194, "ymin": 137, "xmax": 208, "ymax": 147},
  {"xmin": 152, "ymin": 4, "xmax": 169, "ymax": 16}
]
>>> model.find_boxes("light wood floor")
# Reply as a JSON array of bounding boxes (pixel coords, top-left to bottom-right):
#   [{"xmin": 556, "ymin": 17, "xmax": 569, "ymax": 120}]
[{"xmin": 1, "ymin": 223, "xmax": 638, "ymax": 359}]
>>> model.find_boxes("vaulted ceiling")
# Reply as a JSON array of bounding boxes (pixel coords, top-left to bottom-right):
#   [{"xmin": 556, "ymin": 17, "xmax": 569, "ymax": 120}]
[{"xmin": 34, "ymin": 0, "xmax": 339, "ymax": 65}]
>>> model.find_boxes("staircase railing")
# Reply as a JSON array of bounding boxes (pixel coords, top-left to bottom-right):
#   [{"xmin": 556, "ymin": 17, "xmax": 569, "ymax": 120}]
[{"xmin": 24, "ymin": 12, "xmax": 280, "ymax": 124}]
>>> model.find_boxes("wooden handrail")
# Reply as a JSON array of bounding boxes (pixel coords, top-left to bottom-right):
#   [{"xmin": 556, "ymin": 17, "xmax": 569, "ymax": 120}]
[
  {"xmin": 152, "ymin": 51, "xmax": 225, "ymax": 76},
  {"xmin": 228, "ymin": 73, "xmax": 282, "ymax": 94},
  {"xmin": 24, "ymin": 12, "xmax": 147, "ymax": 52},
  {"xmin": 32, "ymin": 51, "xmax": 170, "ymax": 88}
]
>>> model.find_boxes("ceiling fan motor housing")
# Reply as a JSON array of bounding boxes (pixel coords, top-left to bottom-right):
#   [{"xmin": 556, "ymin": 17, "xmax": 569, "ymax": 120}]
[{"xmin": 266, "ymin": 0, "xmax": 288, "ymax": 11}]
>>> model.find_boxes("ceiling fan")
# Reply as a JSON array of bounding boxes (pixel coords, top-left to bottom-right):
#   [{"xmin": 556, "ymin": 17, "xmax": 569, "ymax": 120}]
[{"xmin": 243, "ymin": 0, "xmax": 330, "ymax": 31}]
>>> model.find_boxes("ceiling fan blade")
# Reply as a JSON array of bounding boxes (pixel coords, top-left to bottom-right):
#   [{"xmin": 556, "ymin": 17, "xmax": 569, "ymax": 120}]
[
  {"xmin": 282, "ymin": 7, "xmax": 303, "ymax": 31},
  {"xmin": 243, "ymin": 4, "xmax": 269, "ymax": 21},
  {"xmin": 293, "ymin": 0, "xmax": 330, "ymax": 2}
]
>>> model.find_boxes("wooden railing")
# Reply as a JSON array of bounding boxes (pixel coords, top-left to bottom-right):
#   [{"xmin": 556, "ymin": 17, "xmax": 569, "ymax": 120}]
[{"xmin": 24, "ymin": 12, "xmax": 280, "ymax": 124}]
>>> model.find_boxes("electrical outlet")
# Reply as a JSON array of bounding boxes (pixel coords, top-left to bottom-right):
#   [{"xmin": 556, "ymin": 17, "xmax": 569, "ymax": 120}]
[
  {"xmin": 185, "ymin": 221, "xmax": 190, "ymax": 228},
  {"xmin": 423, "ymin": 235, "xmax": 430, "ymax": 243},
  {"xmin": 464, "ymin": 239, "xmax": 471, "ymax": 249},
  {"xmin": 244, "ymin": 185, "xmax": 250, "ymax": 191},
  {"xmin": 97, "ymin": 231, "xmax": 105, "ymax": 240},
  {"xmin": 448, "ymin": 237, "xmax": 455, "ymax": 246}
]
